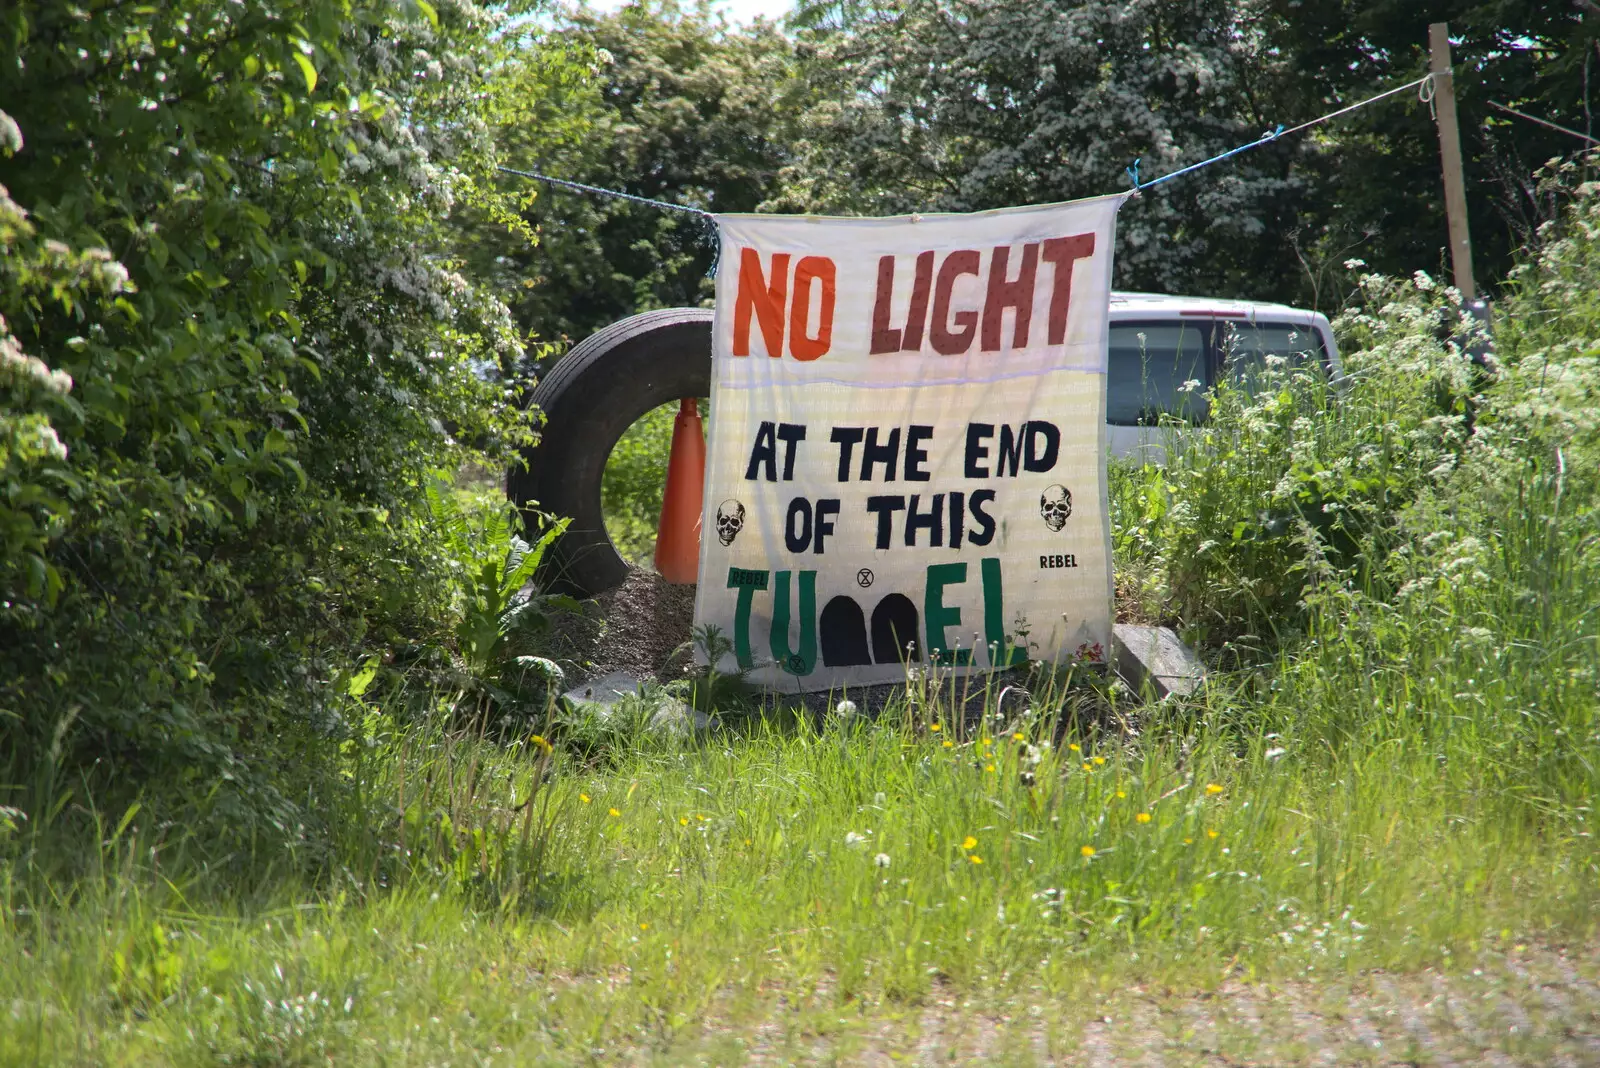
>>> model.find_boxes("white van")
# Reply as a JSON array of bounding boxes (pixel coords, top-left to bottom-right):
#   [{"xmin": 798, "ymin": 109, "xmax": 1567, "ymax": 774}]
[{"xmin": 1106, "ymin": 291, "xmax": 1341, "ymax": 460}]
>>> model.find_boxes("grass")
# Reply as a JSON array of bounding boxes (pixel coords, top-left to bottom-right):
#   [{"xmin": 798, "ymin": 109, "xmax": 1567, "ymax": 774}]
[
  {"xmin": 7, "ymin": 169, "xmax": 1600, "ymax": 1066},
  {"xmin": 3, "ymin": 667, "xmax": 1596, "ymax": 1063}
]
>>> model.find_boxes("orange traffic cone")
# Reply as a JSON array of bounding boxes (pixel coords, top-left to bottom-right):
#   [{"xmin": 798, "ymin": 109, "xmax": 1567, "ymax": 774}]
[{"xmin": 653, "ymin": 397, "xmax": 705, "ymax": 583}]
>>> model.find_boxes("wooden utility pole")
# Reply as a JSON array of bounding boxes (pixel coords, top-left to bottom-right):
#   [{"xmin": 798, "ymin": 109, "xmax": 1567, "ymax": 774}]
[{"xmin": 1429, "ymin": 22, "xmax": 1477, "ymax": 301}]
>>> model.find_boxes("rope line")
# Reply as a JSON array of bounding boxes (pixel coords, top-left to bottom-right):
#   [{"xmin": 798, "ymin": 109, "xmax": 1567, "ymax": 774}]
[
  {"xmin": 496, "ymin": 164, "xmax": 715, "ymax": 220},
  {"xmin": 499, "ymin": 72, "xmax": 1440, "ymax": 239},
  {"xmin": 1127, "ymin": 74, "xmax": 1436, "ymax": 193},
  {"xmin": 1488, "ymin": 101, "xmax": 1600, "ymax": 146},
  {"xmin": 496, "ymin": 164, "xmax": 720, "ymax": 275}
]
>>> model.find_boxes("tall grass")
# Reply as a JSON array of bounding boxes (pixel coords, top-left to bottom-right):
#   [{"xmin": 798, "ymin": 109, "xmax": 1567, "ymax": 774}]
[
  {"xmin": 3, "ymin": 690, "xmax": 1593, "ymax": 1062},
  {"xmin": 5, "ymin": 173, "xmax": 1600, "ymax": 1063}
]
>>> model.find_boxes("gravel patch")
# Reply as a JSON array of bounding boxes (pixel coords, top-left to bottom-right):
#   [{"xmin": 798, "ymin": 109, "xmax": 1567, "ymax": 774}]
[{"xmin": 570, "ymin": 566, "xmax": 699, "ymax": 684}]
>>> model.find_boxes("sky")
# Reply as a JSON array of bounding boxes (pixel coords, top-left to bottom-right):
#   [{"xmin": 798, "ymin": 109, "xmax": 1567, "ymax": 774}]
[{"xmin": 579, "ymin": 0, "xmax": 797, "ymax": 26}]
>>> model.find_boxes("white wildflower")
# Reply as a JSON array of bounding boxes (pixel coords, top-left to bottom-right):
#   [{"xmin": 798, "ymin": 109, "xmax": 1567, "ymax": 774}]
[
  {"xmin": 0, "ymin": 109, "xmax": 21, "ymax": 155},
  {"xmin": 35, "ymin": 423, "xmax": 67, "ymax": 461}
]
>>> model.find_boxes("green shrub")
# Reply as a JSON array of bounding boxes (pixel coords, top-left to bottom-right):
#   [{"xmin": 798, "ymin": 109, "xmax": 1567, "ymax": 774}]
[
  {"xmin": 1129, "ymin": 274, "xmax": 1479, "ymax": 645},
  {"xmin": 426, "ymin": 481, "xmax": 574, "ymax": 720},
  {"xmin": 1122, "ymin": 166, "xmax": 1600, "ymax": 819},
  {"xmin": 0, "ymin": 0, "xmax": 538, "ymax": 864},
  {"xmin": 0, "ymin": 154, "xmax": 130, "ymax": 605}
]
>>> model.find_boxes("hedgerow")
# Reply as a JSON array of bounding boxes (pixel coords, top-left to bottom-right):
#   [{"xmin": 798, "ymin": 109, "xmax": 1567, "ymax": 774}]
[{"xmin": 0, "ymin": 0, "xmax": 537, "ymax": 863}]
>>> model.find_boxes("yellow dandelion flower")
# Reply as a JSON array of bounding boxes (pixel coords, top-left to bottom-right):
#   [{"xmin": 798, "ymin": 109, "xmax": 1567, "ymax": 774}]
[
  {"xmin": 1068, "ymin": 743, "xmax": 1080, "ymax": 752},
  {"xmin": 968, "ymin": 854, "xmax": 984, "ymax": 865},
  {"xmin": 639, "ymin": 923, "xmax": 649, "ymax": 931},
  {"xmin": 1092, "ymin": 756, "xmax": 1106, "ymax": 766},
  {"xmin": 743, "ymin": 838, "xmax": 752, "ymax": 846},
  {"xmin": 942, "ymin": 740, "xmax": 954, "ymax": 749},
  {"xmin": 1116, "ymin": 789, "xmax": 1127, "ymax": 799},
  {"xmin": 1207, "ymin": 829, "xmax": 1219, "ymax": 839},
  {"xmin": 697, "ymin": 814, "xmax": 708, "ymax": 822},
  {"xmin": 1183, "ymin": 837, "xmax": 1194, "ymax": 845},
  {"xmin": 1135, "ymin": 812, "xmax": 1152, "ymax": 824},
  {"xmin": 1080, "ymin": 845, "xmax": 1096, "ymax": 858},
  {"xmin": 1012, "ymin": 732, "xmax": 1025, "ymax": 741},
  {"xmin": 679, "ymin": 817, "xmax": 689, "ymax": 826},
  {"xmin": 608, "ymin": 807, "xmax": 621, "ymax": 818},
  {"xmin": 1205, "ymin": 783, "xmax": 1224, "ymax": 795},
  {"xmin": 1082, "ymin": 762, "xmax": 1092, "ymax": 772},
  {"xmin": 580, "ymin": 793, "xmax": 591, "ymax": 804},
  {"xmin": 985, "ymin": 763, "xmax": 996, "ymax": 772},
  {"xmin": 530, "ymin": 734, "xmax": 554, "ymax": 755},
  {"xmin": 961, "ymin": 836, "xmax": 978, "ymax": 850},
  {"xmin": 930, "ymin": 723, "xmax": 942, "ymax": 732}
]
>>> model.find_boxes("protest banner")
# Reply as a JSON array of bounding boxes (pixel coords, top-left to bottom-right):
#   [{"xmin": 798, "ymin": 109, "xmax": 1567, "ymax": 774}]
[{"xmin": 693, "ymin": 196, "xmax": 1124, "ymax": 690}]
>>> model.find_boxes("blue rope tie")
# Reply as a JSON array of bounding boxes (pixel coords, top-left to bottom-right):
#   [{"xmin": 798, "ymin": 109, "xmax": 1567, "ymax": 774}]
[{"xmin": 1130, "ymin": 124, "xmax": 1284, "ymax": 193}]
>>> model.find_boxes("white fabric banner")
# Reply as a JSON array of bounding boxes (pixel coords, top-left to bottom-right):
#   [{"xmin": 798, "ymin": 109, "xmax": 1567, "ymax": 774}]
[{"xmin": 693, "ymin": 196, "xmax": 1124, "ymax": 691}]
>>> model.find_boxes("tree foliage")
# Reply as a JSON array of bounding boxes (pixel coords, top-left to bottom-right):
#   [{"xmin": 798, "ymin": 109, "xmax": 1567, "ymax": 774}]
[
  {"xmin": 784, "ymin": 0, "xmax": 1598, "ymax": 306},
  {"xmin": 0, "ymin": 138, "xmax": 130, "ymax": 607},
  {"xmin": 1252, "ymin": 0, "xmax": 1600, "ymax": 294},
  {"xmin": 783, "ymin": 0, "xmax": 1317, "ymax": 298},
  {"xmin": 0, "ymin": 0, "xmax": 536, "ymax": 849},
  {"xmin": 484, "ymin": 0, "xmax": 806, "ymax": 343},
  {"xmin": 480, "ymin": 2, "xmax": 1598, "ymax": 329}
]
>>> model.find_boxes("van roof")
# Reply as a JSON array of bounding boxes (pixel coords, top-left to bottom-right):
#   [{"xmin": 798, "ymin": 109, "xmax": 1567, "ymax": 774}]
[{"xmin": 1109, "ymin": 291, "xmax": 1322, "ymax": 320}]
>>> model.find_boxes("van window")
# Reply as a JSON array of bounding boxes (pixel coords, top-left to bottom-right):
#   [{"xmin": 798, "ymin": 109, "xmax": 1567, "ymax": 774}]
[
  {"xmin": 1216, "ymin": 322, "xmax": 1327, "ymax": 383},
  {"xmin": 1107, "ymin": 322, "xmax": 1210, "ymax": 427}
]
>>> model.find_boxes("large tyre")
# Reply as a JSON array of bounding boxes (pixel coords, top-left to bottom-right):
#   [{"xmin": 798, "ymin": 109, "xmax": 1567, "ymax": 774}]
[{"xmin": 508, "ymin": 308, "xmax": 713, "ymax": 597}]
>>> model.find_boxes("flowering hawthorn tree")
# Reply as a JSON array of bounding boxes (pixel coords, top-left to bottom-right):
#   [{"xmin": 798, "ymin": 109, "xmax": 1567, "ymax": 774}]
[{"xmin": 0, "ymin": 0, "xmax": 539, "ymax": 842}]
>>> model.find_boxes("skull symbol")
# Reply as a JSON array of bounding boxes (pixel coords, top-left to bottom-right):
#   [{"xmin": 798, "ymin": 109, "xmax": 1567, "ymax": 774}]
[
  {"xmin": 715, "ymin": 499, "xmax": 746, "ymax": 546},
  {"xmin": 1040, "ymin": 485, "xmax": 1072, "ymax": 531}
]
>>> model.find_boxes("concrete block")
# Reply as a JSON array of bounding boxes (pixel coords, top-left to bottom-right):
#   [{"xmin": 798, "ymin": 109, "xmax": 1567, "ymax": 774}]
[
  {"xmin": 1112, "ymin": 623, "xmax": 1206, "ymax": 699},
  {"xmin": 564, "ymin": 672, "xmax": 711, "ymax": 737},
  {"xmin": 563, "ymin": 670, "xmax": 643, "ymax": 711}
]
